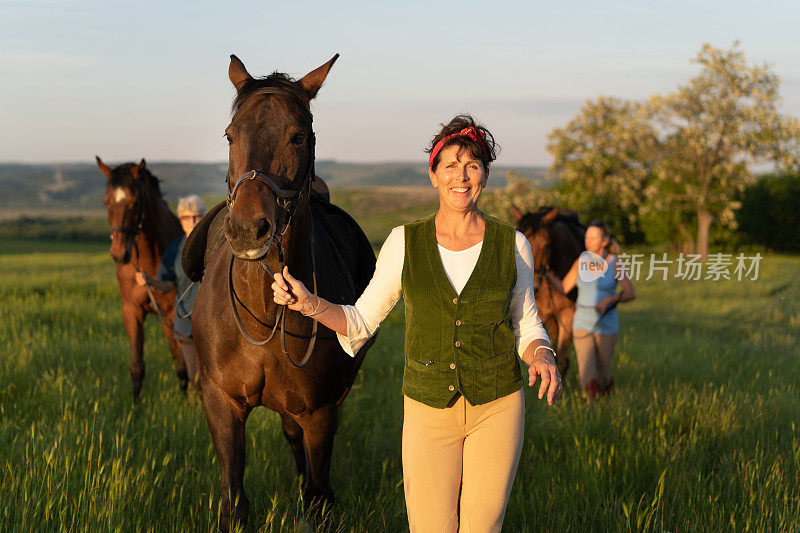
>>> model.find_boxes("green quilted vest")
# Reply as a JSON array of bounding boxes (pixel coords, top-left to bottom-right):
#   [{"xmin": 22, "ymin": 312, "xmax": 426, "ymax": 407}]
[{"xmin": 401, "ymin": 213, "xmax": 523, "ymax": 408}]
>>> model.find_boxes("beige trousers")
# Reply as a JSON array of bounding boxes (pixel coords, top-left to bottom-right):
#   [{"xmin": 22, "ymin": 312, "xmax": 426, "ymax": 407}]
[
  {"xmin": 572, "ymin": 330, "xmax": 617, "ymax": 389},
  {"xmin": 402, "ymin": 389, "xmax": 525, "ymax": 533},
  {"xmin": 177, "ymin": 337, "xmax": 200, "ymax": 383}
]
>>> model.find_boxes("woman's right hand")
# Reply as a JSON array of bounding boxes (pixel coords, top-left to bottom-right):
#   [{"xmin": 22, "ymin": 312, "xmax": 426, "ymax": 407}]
[
  {"xmin": 134, "ymin": 272, "xmax": 149, "ymax": 286},
  {"xmin": 272, "ymin": 266, "xmax": 317, "ymax": 315}
]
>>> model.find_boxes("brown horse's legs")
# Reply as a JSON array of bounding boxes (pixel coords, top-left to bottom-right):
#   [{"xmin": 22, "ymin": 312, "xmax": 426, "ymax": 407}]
[
  {"xmin": 122, "ymin": 304, "xmax": 145, "ymax": 401},
  {"xmin": 163, "ymin": 324, "xmax": 189, "ymax": 392},
  {"xmin": 542, "ymin": 315, "xmax": 570, "ymax": 377},
  {"xmin": 280, "ymin": 413, "xmax": 306, "ymax": 476},
  {"xmin": 299, "ymin": 405, "xmax": 337, "ymax": 508},
  {"xmin": 556, "ymin": 309, "xmax": 573, "ymax": 379},
  {"xmin": 202, "ymin": 378, "xmax": 249, "ymax": 532}
]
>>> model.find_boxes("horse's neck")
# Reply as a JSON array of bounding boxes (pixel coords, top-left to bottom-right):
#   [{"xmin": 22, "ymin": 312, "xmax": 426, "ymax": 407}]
[
  {"xmin": 140, "ymin": 188, "xmax": 180, "ymax": 263},
  {"xmin": 549, "ymin": 224, "xmax": 583, "ymax": 277}
]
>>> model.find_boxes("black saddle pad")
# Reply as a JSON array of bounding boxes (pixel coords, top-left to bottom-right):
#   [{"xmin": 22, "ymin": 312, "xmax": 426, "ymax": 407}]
[
  {"xmin": 181, "ymin": 192, "xmax": 375, "ymax": 306},
  {"xmin": 309, "ymin": 192, "xmax": 375, "ymax": 305}
]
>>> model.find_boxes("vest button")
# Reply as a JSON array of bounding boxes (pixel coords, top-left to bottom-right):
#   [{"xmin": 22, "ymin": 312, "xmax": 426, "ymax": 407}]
[
  {"xmin": 450, "ymin": 363, "xmax": 456, "ymax": 369},
  {"xmin": 454, "ymin": 341, "xmax": 461, "ymax": 348},
  {"xmin": 448, "ymin": 385, "xmax": 455, "ymax": 391},
  {"xmin": 455, "ymin": 320, "xmax": 462, "ymax": 326},
  {"xmin": 452, "ymin": 297, "xmax": 458, "ymax": 304}
]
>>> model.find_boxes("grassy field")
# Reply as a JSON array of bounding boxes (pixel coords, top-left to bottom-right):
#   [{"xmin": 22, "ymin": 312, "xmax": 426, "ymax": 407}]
[{"xmin": 1, "ymin": 193, "xmax": 799, "ymax": 531}]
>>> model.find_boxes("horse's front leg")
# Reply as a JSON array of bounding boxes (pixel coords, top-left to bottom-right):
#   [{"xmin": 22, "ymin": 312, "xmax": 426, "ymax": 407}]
[
  {"xmin": 202, "ymin": 376, "xmax": 250, "ymax": 532},
  {"xmin": 122, "ymin": 303, "xmax": 145, "ymax": 401},
  {"xmin": 556, "ymin": 305, "xmax": 575, "ymax": 379},
  {"xmin": 542, "ymin": 315, "xmax": 559, "ymax": 353},
  {"xmin": 161, "ymin": 320, "xmax": 189, "ymax": 393},
  {"xmin": 298, "ymin": 404, "xmax": 337, "ymax": 509},
  {"xmin": 280, "ymin": 413, "xmax": 306, "ymax": 476}
]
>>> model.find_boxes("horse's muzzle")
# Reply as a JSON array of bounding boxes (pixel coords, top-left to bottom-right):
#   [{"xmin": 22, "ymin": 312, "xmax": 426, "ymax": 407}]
[
  {"xmin": 224, "ymin": 213, "xmax": 273, "ymax": 260},
  {"xmin": 111, "ymin": 249, "xmax": 131, "ymax": 265}
]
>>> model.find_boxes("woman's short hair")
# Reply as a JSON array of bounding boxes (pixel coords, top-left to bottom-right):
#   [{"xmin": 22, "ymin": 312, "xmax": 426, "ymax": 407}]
[
  {"xmin": 588, "ymin": 220, "xmax": 619, "ymax": 254},
  {"xmin": 177, "ymin": 195, "xmax": 207, "ymax": 217},
  {"xmin": 588, "ymin": 220, "xmax": 611, "ymax": 239},
  {"xmin": 425, "ymin": 114, "xmax": 499, "ymax": 172}
]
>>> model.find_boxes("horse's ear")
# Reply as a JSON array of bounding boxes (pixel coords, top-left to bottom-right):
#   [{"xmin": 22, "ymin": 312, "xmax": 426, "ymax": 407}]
[
  {"xmin": 131, "ymin": 159, "xmax": 146, "ymax": 180},
  {"xmin": 229, "ymin": 54, "xmax": 253, "ymax": 93},
  {"xmin": 542, "ymin": 207, "xmax": 558, "ymax": 224},
  {"xmin": 96, "ymin": 156, "xmax": 112, "ymax": 179},
  {"xmin": 511, "ymin": 205, "xmax": 523, "ymax": 221},
  {"xmin": 299, "ymin": 54, "xmax": 339, "ymax": 99}
]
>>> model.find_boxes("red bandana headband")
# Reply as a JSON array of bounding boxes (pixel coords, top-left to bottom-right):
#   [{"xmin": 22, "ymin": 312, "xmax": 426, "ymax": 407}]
[{"xmin": 428, "ymin": 126, "xmax": 489, "ymax": 168}]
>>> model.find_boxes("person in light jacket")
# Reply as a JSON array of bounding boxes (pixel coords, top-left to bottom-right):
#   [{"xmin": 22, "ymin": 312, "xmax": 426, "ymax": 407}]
[{"xmin": 273, "ymin": 114, "xmax": 561, "ymax": 532}]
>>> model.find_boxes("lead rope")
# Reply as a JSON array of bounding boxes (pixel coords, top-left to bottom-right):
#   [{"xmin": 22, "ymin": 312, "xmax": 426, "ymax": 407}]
[
  {"xmin": 132, "ymin": 239, "xmax": 174, "ymax": 332},
  {"xmin": 280, "ymin": 212, "xmax": 318, "ymax": 368},
  {"xmin": 174, "ymin": 281, "xmax": 196, "ymax": 319},
  {"xmin": 228, "ymin": 255, "xmax": 283, "ymax": 346}
]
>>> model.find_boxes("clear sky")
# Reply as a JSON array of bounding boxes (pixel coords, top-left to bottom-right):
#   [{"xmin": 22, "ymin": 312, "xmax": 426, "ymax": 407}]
[{"xmin": 1, "ymin": 0, "xmax": 798, "ymax": 167}]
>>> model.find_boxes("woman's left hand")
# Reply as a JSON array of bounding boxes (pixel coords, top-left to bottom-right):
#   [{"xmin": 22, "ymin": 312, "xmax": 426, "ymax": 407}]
[{"xmin": 528, "ymin": 354, "xmax": 563, "ymax": 405}]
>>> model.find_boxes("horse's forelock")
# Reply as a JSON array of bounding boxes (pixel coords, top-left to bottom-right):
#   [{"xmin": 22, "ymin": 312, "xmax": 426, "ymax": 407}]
[
  {"xmin": 108, "ymin": 164, "xmax": 163, "ymax": 199},
  {"xmin": 232, "ymin": 72, "xmax": 311, "ymax": 115},
  {"xmin": 517, "ymin": 212, "xmax": 541, "ymax": 236}
]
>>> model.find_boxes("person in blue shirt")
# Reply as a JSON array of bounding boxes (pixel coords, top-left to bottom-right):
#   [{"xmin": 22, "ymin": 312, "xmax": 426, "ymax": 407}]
[
  {"xmin": 546, "ymin": 220, "xmax": 635, "ymax": 400},
  {"xmin": 135, "ymin": 195, "xmax": 206, "ymax": 387}
]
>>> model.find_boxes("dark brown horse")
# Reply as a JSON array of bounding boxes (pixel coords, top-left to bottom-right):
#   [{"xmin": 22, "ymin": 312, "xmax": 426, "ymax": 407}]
[
  {"xmin": 513, "ymin": 206, "xmax": 585, "ymax": 377},
  {"xmin": 190, "ymin": 55, "xmax": 376, "ymax": 531},
  {"xmin": 96, "ymin": 157, "xmax": 187, "ymax": 399}
]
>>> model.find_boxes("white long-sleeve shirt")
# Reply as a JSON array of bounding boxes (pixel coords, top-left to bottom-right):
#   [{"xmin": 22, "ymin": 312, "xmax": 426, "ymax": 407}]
[{"xmin": 336, "ymin": 225, "xmax": 550, "ymax": 357}]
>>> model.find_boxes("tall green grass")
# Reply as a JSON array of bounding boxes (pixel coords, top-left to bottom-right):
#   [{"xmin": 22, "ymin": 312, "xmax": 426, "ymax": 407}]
[{"xmin": 1, "ymin": 239, "xmax": 798, "ymax": 531}]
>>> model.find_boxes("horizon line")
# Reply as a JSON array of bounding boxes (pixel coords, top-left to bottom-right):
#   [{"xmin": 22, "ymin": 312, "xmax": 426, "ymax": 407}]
[{"xmin": 0, "ymin": 159, "xmax": 551, "ymax": 169}]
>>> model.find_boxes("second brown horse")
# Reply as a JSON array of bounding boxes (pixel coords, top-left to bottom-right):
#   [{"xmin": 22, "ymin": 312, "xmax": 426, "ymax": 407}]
[
  {"xmin": 514, "ymin": 206, "xmax": 585, "ymax": 377},
  {"xmin": 96, "ymin": 157, "xmax": 187, "ymax": 399}
]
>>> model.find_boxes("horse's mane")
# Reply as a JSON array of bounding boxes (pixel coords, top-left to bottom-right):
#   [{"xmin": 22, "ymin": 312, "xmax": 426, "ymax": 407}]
[
  {"xmin": 232, "ymin": 72, "xmax": 310, "ymax": 114},
  {"xmin": 109, "ymin": 163, "xmax": 164, "ymax": 200},
  {"xmin": 518, "ymin": 206, "xmax": 586, "ymax": 243}
]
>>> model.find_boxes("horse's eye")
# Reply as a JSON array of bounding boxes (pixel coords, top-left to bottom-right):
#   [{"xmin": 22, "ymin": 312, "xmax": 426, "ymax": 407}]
[
  {"xmin": 225, "ymin": 134, "xmax": 233, "ymax": 145},
  {"xmin": 291, "ymin": 132, "xmax": 306, "ymax": 146}
]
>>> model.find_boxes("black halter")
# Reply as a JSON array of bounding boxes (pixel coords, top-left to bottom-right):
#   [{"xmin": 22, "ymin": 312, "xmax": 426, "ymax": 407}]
[{"xmin": 227, "ymin": 168, "xmax": 313, "ymax": 221}]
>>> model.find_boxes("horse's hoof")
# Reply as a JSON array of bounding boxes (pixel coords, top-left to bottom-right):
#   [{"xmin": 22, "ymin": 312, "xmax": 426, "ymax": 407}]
[
  {"xmin": 294, "ymin": 517, "xmax": 314, "ymax": 533},
  {"xmin": 302, "ymin": 487, "xmax": 335, "ymax": 513},
  {"xmin": 218, "ymin": 497, "xmax": 249, "ymax": 532}
]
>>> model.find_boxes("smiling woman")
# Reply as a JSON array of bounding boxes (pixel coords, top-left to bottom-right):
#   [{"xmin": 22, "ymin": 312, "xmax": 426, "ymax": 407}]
[{"xmin": 274, "ymin": 113, "xmax": 562, "ymax": 532}]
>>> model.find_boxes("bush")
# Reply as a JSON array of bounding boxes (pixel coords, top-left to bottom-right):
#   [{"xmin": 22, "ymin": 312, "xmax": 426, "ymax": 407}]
[
  {"xmin": 736, "ymin": 173, "xmax": 800, "ymax": 252},
  {"xmin": 0, "ymin": 216, "xmax": 109, "ymax": 242}
]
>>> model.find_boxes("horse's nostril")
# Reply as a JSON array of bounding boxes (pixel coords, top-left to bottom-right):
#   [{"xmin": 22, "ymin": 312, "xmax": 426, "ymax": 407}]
[{"xmin": 255, "ymin": 218, "xmax": 271, "ymax": 240}]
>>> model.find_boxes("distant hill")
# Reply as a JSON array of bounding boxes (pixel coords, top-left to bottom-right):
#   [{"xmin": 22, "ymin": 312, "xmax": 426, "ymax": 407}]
[{"xmin": 0, "ymin": 161, "xmax": 548, "ymax": 210}]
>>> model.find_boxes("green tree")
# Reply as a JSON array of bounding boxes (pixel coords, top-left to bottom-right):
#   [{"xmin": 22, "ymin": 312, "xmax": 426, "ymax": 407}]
[
  {"xmin": 546, "ymin": 96, "xmax": 657, "ymax": 243},
  {"xmin": 647, "ymin": 42, "xmax": 800, "ymax": 258}
]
